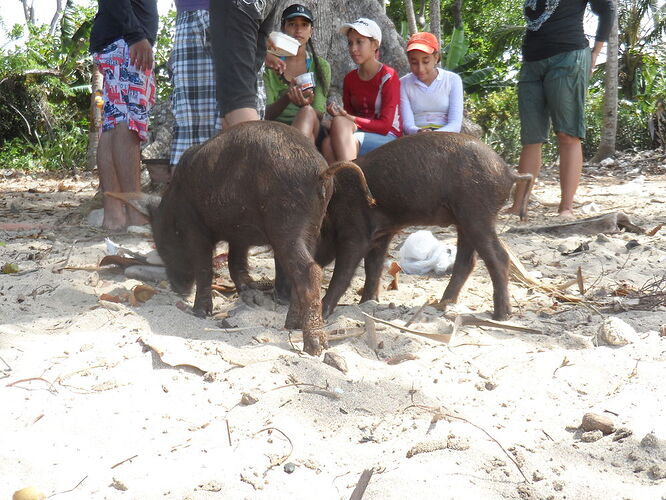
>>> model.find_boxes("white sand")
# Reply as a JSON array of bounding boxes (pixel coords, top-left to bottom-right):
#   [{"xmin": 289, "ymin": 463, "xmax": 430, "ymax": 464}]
[{"xmin": 1, "ymin": 154, "xmax": 666, "ymax": 499}]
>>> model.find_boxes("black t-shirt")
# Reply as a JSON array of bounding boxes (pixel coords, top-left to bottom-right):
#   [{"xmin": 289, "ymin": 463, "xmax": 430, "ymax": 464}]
[
  {"xmin": 522, "ymin": 0, "xmax": 614, "ymax": 62},
  {"xmin": 89, "ymin": 0, "xmax": 158, "ymax": 53}
]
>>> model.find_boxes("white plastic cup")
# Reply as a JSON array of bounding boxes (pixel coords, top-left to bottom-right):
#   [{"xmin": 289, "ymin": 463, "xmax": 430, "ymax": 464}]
[{"xmin": 294, "ymin": 72, "xmax": 315, "ymax": 92}]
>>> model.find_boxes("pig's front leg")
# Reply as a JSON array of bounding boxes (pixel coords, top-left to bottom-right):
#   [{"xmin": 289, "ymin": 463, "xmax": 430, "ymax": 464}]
[
  {"xmin": 192, "ymin": 243, "xmax": 215, "ymax": 317},
  {"xmin": 360, "ymin": 235, "xmax": 392, "ymax": 303}
]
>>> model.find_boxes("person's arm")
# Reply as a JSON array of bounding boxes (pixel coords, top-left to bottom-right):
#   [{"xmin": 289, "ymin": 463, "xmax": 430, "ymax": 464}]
[
  {"xmin": 263, "ymin": 69, "xmax": 291, "ymax": 121},
  {"xmin": 400, "ymin": 77, "xmax": 419, "ymax": 135},
  {"xmin": 590, "ymin": 0, "xmax": 615, "ymax": 70},
  {"xmin": 354, "ymin": 70, "xmax": 400, "ymax": 135},
  {"xmin": 437, "ymin": 73, "xmax": 464, "ymax": 133},
  {"xmin": 98, "ymin": 0, "xmax": 154, "ymax": 70}
]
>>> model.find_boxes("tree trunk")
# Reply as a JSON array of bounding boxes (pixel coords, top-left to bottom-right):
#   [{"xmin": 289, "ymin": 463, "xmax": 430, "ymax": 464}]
[
  {"xmin": 20, "ymin": 0, "xmax": 35, "ymax": 25},
  {"xmin": 87, "ymin": 63, "xmax": 103, "ymax": 170},
  {"xmin": 592, "ymin": 0, "xmax": 619, "ymax": 163},
  {"xmin": 49, "ymin": 0, "xmax": 64, "ymax": 36},
  {"xmin": 429, "ymin": 0, "xmax": 441, "ymax": 43},
  {"xmin": 404, "ymin": 0, "xmax": 418, "ymax": 35},
  {"xmin": 451, "ymin": 0, "xmax": 463, "ymax": 28}
]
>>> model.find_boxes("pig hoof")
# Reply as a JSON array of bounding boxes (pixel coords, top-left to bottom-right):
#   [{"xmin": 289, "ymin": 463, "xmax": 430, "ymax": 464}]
[
  {"xmin": 492, "ymin": 311, "xmax": 511, "ymax": 321},
  {"xmin": 240, "ymin": 289, "xmax": 268, "ymax": 307},
  {"xmin": 192, "ymin": 307, "xmax": 208, "ymax": 318},
  {"xmin": 303, "ymin": 331, "xmax": 329, "ymax": 356}
]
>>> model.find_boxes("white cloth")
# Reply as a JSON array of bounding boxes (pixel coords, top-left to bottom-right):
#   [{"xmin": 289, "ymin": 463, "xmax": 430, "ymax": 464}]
[{"xmin": 399, "ymin": 67, "xmax": 464, "ymax": 135}]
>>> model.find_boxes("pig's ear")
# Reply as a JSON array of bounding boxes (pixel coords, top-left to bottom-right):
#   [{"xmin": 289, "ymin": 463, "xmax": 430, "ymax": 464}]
[{"xmin": 105, "ymin": 192, "xmax": 161, "ymax": 219}]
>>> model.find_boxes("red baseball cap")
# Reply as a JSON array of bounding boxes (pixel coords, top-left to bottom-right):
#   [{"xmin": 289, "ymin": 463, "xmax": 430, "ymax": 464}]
[{"xmin": 406, "ymin": 32, "xmax": 439, "ymax": 54}]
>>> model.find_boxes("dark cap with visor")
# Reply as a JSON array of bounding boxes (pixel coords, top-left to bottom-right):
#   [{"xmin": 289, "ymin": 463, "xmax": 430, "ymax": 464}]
[{"xmin": 281, "ymin": 4, "xmax": 314, "ymax": 24}]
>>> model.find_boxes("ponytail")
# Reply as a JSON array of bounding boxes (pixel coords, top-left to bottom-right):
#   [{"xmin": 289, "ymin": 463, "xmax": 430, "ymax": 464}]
[{"xmin": 307, "ymin": 38, "xmax": 329, "ymax": 97}]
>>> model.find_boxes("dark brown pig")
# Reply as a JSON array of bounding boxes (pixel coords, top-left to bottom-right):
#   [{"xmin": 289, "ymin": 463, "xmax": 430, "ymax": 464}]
[
  {"xmin": 144, "ymin": 121, "xmax": 337, "ymax": 355},
  {"xmin": 315, "ymin": 132, "xmax": 532, "ymax": 321}
]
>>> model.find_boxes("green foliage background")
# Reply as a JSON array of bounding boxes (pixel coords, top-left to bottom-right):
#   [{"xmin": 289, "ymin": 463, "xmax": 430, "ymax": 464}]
[{"xmin": 0, "ymin": 0, "xmax": 664, "ymax": 171}]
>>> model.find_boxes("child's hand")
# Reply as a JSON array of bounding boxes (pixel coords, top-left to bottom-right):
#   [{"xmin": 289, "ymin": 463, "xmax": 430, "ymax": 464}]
[
  {"xmin": 327, "ymin": 102, "xmax": 343, "ymax": 116},
  {"xmin": 288, "ymin": 86, "xmax": 313, "ymax": 107}
]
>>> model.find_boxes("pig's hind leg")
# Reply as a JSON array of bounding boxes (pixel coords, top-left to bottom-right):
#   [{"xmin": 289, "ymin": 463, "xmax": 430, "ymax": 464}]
[
  {"xmin": 321, "ymin": 242, "xmax": 368, "ymax": 318},
  {"xmin": 360, "ymin": 234, "xmax": 393, "ymax": 303},
  {"xmin": 438, "ymin": 227, "xmax": 477, "ymax": 310},
  {"xmin": 274, "ymin": 241, "xmax": 327, "ymax": 356},
  {"xmin": 460, "ymin": 222, "xmax": 512, "ymax": 320}
]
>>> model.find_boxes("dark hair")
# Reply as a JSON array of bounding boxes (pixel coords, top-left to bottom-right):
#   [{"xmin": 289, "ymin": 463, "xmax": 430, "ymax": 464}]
[
  {"xmin": 307, "ymin": 39, "xmax": 328, "ymax": 97},
  {"xmin": 280, "ymin": 9, "xmax": 328, "ymax": 96}
]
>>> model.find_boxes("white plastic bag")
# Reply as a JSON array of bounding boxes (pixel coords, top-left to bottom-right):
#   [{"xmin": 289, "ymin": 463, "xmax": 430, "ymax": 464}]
[{"xmin": 398, "ymin": 230, "xmax": 456, "ymax": 275}]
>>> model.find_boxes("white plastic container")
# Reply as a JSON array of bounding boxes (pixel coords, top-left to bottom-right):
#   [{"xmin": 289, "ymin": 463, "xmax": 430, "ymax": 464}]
[
  {"xmin": 294, "ymin": 72, "xmax": 315, "ymax": 91},
  {"xmin": 268, "ymin": 32, "xmax": 299, "ymax": 57}
]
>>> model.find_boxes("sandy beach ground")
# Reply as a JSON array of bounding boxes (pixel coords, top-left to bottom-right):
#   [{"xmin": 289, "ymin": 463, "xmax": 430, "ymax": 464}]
[{"xmin": 1, "ymin": 151, "xmax": 665, "ymax": 499}]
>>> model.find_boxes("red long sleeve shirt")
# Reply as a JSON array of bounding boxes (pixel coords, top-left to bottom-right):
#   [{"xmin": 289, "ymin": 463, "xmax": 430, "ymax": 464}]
[{"xmin": 343, "ymin": 64, "xmax": 402, "ymax": 137}]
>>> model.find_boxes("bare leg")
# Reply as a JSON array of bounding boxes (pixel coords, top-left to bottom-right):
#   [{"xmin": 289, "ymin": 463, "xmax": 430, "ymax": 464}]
[
  {"xmin": 112, "ymin": 123, "xmax": 147, "ymax": 226},
  {"xmin": 97, "ymin": 129, "xmax": 126, "ymax": 230},
  {"xmin": 320, "ymin": 136, "xmax": 335, "ymax": 164},
  {"xmin": 224, "ymin": 107, "xmax": 259, "ymax": 127},
  {"xmin": 505, "ymin": 143, "xmax": 542, "ymax": 216},
  {"xmin": 556, "ymin": 132, "xmax": 583, "ymax": 217},
  {"xmin": 329, "ymin": 116, "xmax": 359, "ymax": 162},
  {"xmin": 292, "ymin": 106, "xmax": 319, "ymax": 143}
]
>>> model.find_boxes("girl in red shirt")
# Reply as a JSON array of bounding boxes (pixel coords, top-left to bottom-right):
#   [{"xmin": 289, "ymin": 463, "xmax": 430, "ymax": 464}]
[{"xmin": 321, "ymin": 18, "xmax": 401, "ymax": 163}]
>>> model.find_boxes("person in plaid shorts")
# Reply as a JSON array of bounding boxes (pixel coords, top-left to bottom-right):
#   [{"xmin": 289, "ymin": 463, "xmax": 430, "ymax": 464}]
[
  {"xmin": 170, "ymin": 0, "xmax": 277, "ymax": 170},
  {"xmin": 90, "ymin": 0, "xmax": 158, "ymax": 230}
]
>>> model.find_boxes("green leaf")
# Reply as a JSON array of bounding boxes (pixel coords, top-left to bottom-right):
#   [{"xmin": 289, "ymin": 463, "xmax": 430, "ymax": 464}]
[{"xmin": 445, "ymin": 26, "xmax": 468, "ymax": 70}]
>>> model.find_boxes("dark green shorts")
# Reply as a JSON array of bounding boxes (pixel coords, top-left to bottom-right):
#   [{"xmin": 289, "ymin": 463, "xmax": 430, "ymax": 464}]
[{"xmin": 518, "ymin": 48, "xmax": 591, "ymax": 145}]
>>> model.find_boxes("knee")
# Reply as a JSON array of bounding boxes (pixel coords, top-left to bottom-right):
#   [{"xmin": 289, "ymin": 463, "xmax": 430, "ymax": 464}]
[
  {"xmin": 556, "ymin": 132, "xmax": 580, "ymax": 146},
  {"xmin": 296, "ymin": 105, "xmax": 316, "ymax": 121}
]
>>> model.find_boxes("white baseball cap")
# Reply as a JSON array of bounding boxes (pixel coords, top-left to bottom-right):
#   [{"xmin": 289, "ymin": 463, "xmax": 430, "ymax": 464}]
[{"xmin": 339, "ymin": 18, "xmax": 382, "ymax": 46}]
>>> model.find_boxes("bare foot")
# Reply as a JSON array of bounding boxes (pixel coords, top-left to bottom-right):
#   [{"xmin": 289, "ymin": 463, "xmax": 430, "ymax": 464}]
[
  {"xmin": 102, "ymin": 203, "xmax": 127, "ymax": 230},
  {"xmin": 127, "ymin": 207, "xmax": 149, "ymax": 226},
  {"xmin": 557, "ymin": 209, "xmax": 576, "ymax": 220},
  {"xmin": 503, "ymin": 204, "xmax": 522, "ymax": 216}
]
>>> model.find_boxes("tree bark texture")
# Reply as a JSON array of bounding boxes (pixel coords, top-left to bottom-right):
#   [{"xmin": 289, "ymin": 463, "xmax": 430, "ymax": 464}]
[
  {"xmin": 429, "ymin": 0, "xmax": 441, "ymax": 42},
  {"xmin": 451, "ymin": 0, "xmax": 463, "ymax": 28},
  {"xmin": 592, "ymin": 0, "xmax": 618, "ymax": 162},
  {"xmin": 403, "ymin": 0, "xmax": 419, "ymax": 35}
]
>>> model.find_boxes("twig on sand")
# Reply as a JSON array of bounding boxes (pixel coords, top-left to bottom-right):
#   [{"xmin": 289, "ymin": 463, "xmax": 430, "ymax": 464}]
[
  {"xmin": 204, "ymin": 326, "xmax": 259, "ymax": 332},
  {"xmin": 6, "ymin": 377, "xmax": 58, "ymax": 394},
  {"xmin": 349, "ymin": 469, "xmax": 374, "ymax": 500},
  {"xmin": 110, "ymin": 454, "xmax": 138, "ymax": 469},
  {"xmin": 48, "ymin": 475, "xmax": 88, "ymax": 497},
  {"xmin": 226, "ymin": 419, "xmax": 232, "ymax": 446},
  {"xmin": 253, "ymin": 427, "xmax": 293, "ymax": 473},
  {"xmin": 300, "ymin": 388, "xmax": 341, "ymax": 400},
  {"xmin": 405, "ymin": 404, "xmax": 529, "ymax": 483},
  {"xmin": 0, "ymin": 355, "xmax": 11, "ymax": 379},
  {"xmin": 449, "ymin": 315, "xmax": 543, "ymax": 336},
  {"xmin": 405, "ymin": 301, "xmax": 433, "ymax": 327},
  {"xmin": 552, "ymin": 356, "xmax": 574, "ymax": 378},
  {"xmin": 360, "ymin": 312, "xmax": 452, "ymax": 343}
]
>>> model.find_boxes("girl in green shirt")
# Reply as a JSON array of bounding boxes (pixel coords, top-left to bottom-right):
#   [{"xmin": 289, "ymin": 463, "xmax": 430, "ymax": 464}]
[{"xmin": 263, "ymin": 4, "xmax": 331, "ymax": 144}]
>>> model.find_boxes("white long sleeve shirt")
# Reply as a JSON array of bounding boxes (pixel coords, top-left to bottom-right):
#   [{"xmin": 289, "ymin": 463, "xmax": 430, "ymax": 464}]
[{"xmin": 399, "ymin": 67, "xmax": 464, "ymax": 135}]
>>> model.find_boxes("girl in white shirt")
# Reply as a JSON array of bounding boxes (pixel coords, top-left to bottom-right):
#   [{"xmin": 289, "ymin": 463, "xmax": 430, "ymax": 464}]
[{"xmin": 400, "ymin": 32, "xmax": 464, "ymax": 134}]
